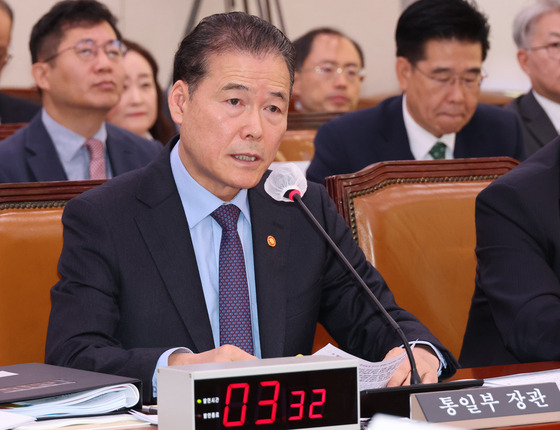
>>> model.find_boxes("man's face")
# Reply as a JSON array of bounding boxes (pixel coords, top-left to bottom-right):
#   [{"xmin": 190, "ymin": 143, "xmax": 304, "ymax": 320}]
[
  {"xmin": 0, "ymin": 8, "xmax": 12, "ymax": 76},
  {"xmin": 34, "ymin": 21, "xmax": 125, "ymax": 114},
  {"xmin": 293, "ymin": 34, "xmax": 363, "ymax": 112},
  {"xmin": 396, "ymin": 39, "xmax": 483, "ymax": 138},
  {"xmin": 518, "ymin": 11, "xmax": 560, "ymax": 103},
  {"xmin": 169, "ymin": 51, "xmax": 290, "ymax": 201}
]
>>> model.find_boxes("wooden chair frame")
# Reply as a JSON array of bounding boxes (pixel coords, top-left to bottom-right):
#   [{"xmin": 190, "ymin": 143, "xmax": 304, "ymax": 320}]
[{"xmin": 326, "ymin": 157, "xmax": 520, "ymax": 243}]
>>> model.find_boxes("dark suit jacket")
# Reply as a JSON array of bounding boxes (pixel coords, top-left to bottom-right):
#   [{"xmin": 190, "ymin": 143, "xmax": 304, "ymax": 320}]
[
  {"xmin": 0, "ymin": 92, "xmax": 40, "ymax": 124},
  {"xmin": 307, "ymin": 95, "xmax": 526, "ymax": 183},
  {"xmin": 460, "ymin": 137, "xmax": 560, "ymax": 367},
  {"xmin": 504, "ymin": 91, "xmax": 558, "ymax": 157},
  {"xmin": 45, "ymin": 138, "xmax": 458, "ymax": 403},
  {"xmin": 0, "ymin": 113, "xmax": 162, "ymax": 183}
]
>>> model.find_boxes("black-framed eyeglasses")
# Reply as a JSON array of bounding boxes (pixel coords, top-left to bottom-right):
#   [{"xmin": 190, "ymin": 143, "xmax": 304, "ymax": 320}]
[
  {"xmin": 42, "ymin": 39, "xmax": 127, "ymax": 63},
  {"xmin": 529, "ymin": 42, "xmax": 560, "ymax": 60},
  {"xmin": 413, "ymin": 66, "xmax": 487, "ymax": 91},
  {"xmin": 301, "ymin": 62, "xmax": 366, "ymax": 83}
]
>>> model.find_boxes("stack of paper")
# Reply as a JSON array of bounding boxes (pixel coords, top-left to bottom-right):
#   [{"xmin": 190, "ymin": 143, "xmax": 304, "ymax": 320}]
[{"xmin": 2, "ymin": 384, "xmax": 139, "ymax": 419}]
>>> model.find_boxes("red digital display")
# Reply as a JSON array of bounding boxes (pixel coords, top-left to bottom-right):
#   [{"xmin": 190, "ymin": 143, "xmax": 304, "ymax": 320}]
[{"xmin": 194, "ymin": 368, "xmax": 357, "ymax": 429}]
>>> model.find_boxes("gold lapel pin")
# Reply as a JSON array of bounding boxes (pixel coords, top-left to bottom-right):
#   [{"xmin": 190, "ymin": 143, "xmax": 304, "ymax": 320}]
[{"xmin": 267, "ymin": 235, "xmax": 276, "ymax": 247}]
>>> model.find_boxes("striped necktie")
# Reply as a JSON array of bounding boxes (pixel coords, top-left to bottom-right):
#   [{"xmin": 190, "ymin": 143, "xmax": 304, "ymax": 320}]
[{"xmin": 84, "ymin": 139, "xmax": 106, "ymax": 179}]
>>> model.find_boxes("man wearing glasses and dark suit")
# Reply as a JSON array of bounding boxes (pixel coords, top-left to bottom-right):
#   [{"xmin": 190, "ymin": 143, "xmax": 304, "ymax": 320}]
[
  {"xmin": 307, "ymin": 0, "xmax": 526, "ymax": 184},
  {"xmin": 0, "ymin": 0, "xmax": 161, "ymax": 183}
]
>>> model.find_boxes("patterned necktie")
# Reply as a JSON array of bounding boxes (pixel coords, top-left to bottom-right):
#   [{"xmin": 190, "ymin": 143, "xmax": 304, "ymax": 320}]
[
  {"xmin": 211, "ymin": 204, "xmax": 254, "ymax": 354},
  {"xmin": 84, "ymin": 139, "xmax": 107, "ymax": 179},
  {"xmin": 429, "ymin": 141, "xmax": 447, "ymax": 160}
]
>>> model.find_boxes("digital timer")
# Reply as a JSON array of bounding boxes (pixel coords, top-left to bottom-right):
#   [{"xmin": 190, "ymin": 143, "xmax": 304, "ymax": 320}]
[{"xmin": 158, "ymin": 355, "xmax": 359, "ymax": 430}]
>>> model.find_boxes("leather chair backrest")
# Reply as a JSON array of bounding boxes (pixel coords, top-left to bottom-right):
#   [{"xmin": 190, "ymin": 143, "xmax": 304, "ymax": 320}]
[
  {"xmin": 0, "ymin": 180, "xmax": 104, "ymax": 365},
  {"xmin": 275, "ymin": 129, "xmax": 316, "ymax": 162},
  {"xmin": 325, "ymin": 157, "xmax": 519, "ymax": 358}
]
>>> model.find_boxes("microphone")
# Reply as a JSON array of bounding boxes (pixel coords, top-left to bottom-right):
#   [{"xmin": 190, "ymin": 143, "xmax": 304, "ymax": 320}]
[{"xmin": 265, "ymin": 163, "xmax": 422, "ymax": 385}]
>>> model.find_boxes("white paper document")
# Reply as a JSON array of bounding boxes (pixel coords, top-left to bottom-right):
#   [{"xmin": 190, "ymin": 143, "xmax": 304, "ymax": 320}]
[
  {"xmin": 313, "ymin": 343, "xmax": 408, "ymax": 390},
  {"xmin": 129, "ymin": 409, "xmax": 158, "ymax": 425},
  {"xmin": 12, "ymin": 413, "xmax": 148, "ymax": 430},
  {"xmin": 0, "ymin": 411, "xmax": 35, "ymax": 430},
  {"xmin": 484, "ymin": 368, "xmax": 560, "ymax": 389}
]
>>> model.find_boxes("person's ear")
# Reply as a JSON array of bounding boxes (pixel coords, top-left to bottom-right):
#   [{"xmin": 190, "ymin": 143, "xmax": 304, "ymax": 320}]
[
  {"xmin": 168, "ymin": 80, "xmax": 188, "ymax": 125},
  {"xmin": 517, "ymin": 49, "xmax": 530, "ymax": 75},
  {"xmin": 31, "ymin": 62, "xmax": 51, "ymax": 92},
  {"xmin": 395, "ymin": 56, "xmax": 413, "ymax": 92}
]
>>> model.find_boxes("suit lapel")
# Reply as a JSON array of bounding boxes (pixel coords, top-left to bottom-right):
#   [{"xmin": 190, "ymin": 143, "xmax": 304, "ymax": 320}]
[
  {"xmin": 519, "ymin": 92, "xmax": 557, "ymax": 150},
  {"xmin": 380, "ymin": 96, "xmax": 416, "ymax": 160},
  {"xmin": 25, "ymin": 116, "xmax": 68, "ymax": 181},
  {"xmin": 249, "ymin": 180, "xmax": 291, "ymax": 357},
  {"xmin": 134, "ymin": 142, "xmax": 215, "ymax": 352}
]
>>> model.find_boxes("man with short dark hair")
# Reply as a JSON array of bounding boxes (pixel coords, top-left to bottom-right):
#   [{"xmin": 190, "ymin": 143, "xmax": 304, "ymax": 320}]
[
  {"xmin": 0, "ymin": 0, "xmax": 40, "ymax": 124},
  {"xmin": 0, "ymin": 0, "xmax": 161, "ymax": 183},
  {"xmin": 292, "ymin": 28, "xmax": 365, "ymax": 113},
  {"xmin": 307, "ymin": 0, "xmax": 525, "ymax": 184},
  {"xmin": 505, "ymin": 0, "xmax": 560, "ymax": 156},
  {"xmin": 45, "ymin": 11, "xmax": 457, "ymax": 404}
]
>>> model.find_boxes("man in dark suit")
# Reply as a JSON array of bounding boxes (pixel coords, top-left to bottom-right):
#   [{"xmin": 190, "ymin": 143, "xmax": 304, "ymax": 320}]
[
  {"xmin": 46, "ymin": 12, "xmax": 457, "ymax": 403},
  {"xmin": 0, "ymin": 0, "xmax": 160, "ymax": 183},
  {"xmin": 504, "ymin": 1, "xmax": 560, "ymax": 156},
  {"xmin": 460, "ymin": 136, "xmax": 560, "ymax": 367},
  {"xmin": 0, "ymin": 0, "xmax": 40, "ymax": 124},
  {"xmin": 0, "ymin": 115, "xmax": 161, "ymax": 182},
  {"xmin": 307, "ymin": 0, "xmax": 525, "ymax": 184}
]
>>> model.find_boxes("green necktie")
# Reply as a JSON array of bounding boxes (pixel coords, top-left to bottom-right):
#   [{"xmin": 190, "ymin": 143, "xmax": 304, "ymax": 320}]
[{"xmin": 429, "ymin": 141, "xmax": 447, "ymax": 160}]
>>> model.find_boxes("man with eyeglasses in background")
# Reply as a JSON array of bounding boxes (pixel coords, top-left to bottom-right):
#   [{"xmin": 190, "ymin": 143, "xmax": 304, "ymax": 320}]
[
  {"xmin": 292, "ymin": 28, "xmax": 365, "ymax": 113},
  {"xmin": 307, "ymin": 0, "xmax": 525, "ymax": 184},
  {"xmin": 0, "ymin": 0, "xmax": 40, "ymax": 124},
  {"xmin": 505, "ymin": 0, "xmax": 560, "ymax": 156},
  {"xmin": 0, "ymin": 0, "xmax": 161, "ymax": 183}
]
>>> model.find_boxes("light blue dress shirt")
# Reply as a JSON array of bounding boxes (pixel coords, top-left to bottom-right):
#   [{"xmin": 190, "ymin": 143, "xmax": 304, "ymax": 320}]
[
  {"xmin": 41, "ymin": 109, "xmax": 112, "ymax": 180},
  {"xmin": 152, "ymin": 143, "xmax": 261, "ymax": 396}
]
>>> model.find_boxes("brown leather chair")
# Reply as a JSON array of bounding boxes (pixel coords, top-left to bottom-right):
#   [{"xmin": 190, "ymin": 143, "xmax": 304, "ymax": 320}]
[
  {"xmin": 0, "ymin": 180, "xmax": 104, "ymax": 365},
  {"xmin": 324, "ymin": 157, "xmax": 519, "ymax": 358},
  {"xmin": 275, "ymin": 129, "xmax": 316, "ymax": 162}
]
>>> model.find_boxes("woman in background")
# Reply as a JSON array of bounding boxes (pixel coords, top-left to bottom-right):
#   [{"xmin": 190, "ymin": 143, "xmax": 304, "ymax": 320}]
[{"xmin": 107, "ymin": 39, "xmax": 176, "ymax": 144}]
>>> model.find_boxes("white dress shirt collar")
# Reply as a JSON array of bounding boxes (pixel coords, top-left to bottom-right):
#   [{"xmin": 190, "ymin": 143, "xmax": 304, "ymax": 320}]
[
  {"xmin": 402, "ymin": 95, "xmax": 456, "ymax": 160},
  {"xmin": 170, "ymin": 142, "xmax": 250, "ymax": 228}
]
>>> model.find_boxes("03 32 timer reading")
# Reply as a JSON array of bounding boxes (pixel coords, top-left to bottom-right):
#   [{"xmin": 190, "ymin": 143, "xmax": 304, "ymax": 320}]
[{"xmin": 158, "ymin": 356, "xmax": 360, "ymax": 430}]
